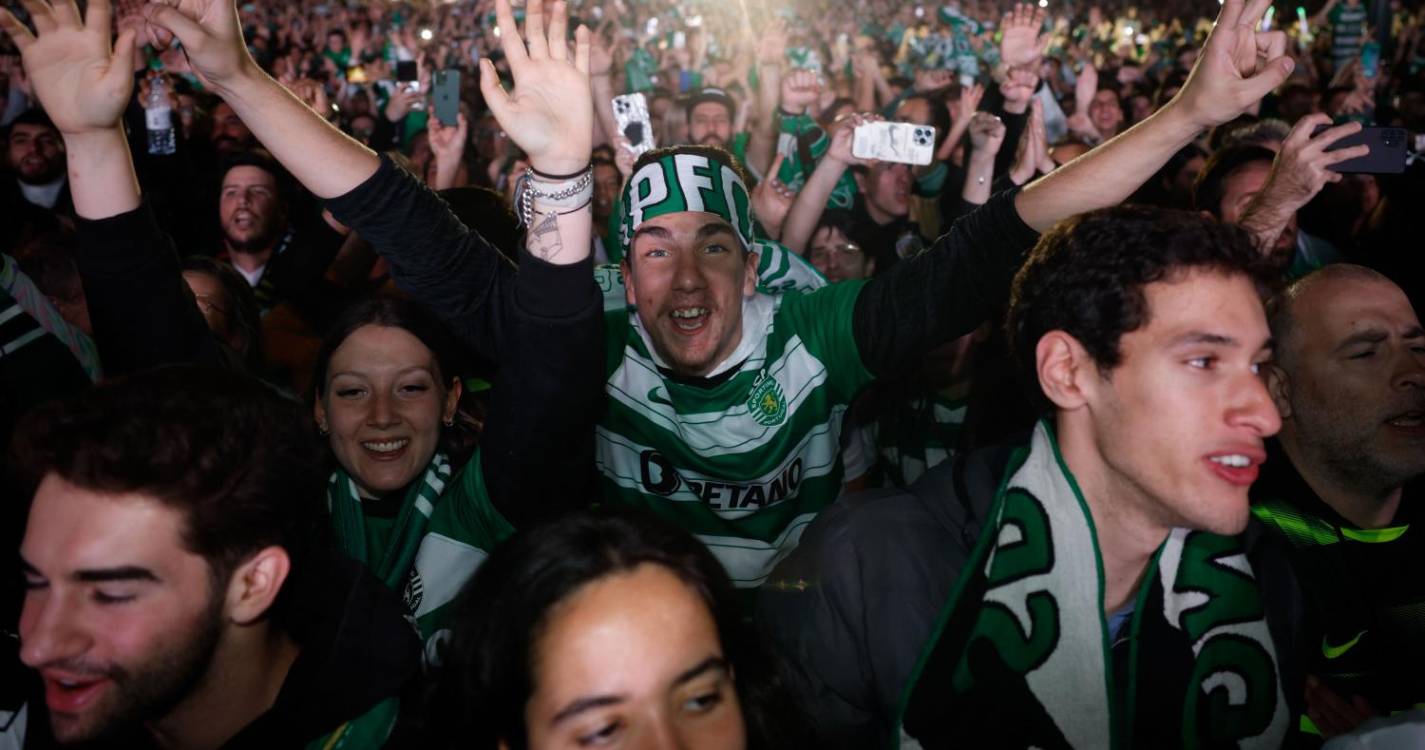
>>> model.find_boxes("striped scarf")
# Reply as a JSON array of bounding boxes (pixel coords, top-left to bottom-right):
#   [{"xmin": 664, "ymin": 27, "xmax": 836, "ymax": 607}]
[
  {"xmin": 0, "ymin": 284, "xmax": 48, "ymax": 358},
  {"xmin": 328, "ymin": 453, "xmax": 453, "ymax": 590},
  {"xmin": 899, "ymin": 421, "xmax": 1288, "ymax": 748}
]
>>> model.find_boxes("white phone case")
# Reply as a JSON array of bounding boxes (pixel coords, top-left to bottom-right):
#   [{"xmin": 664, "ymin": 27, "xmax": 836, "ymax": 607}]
[
  {"xmin": 612, "ymin": 93, "xmax": 657, "ymax": 156},
  {"xmin": 852, "ymin": 121, "xmax": 937, "ymax": 166}
]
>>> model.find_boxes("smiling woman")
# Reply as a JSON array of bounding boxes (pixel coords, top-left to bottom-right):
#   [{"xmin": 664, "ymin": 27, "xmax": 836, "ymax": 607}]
[
  {"xmin": 422, "ymin": 510, "xmax": 810, "ymax": 749},
  {"xmin": 309, "ymin": 297, "xmax": 515, "ymax": 657}
]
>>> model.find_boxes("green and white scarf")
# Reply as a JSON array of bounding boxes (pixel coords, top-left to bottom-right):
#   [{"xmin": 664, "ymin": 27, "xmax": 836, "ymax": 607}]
[
  {"xmin": 897, "ymin": 421, "xmax": 1288, "ymax": 748},
  {"xmin": 328, "ymin": 453, "xmax": 453, "ymax": 590}
]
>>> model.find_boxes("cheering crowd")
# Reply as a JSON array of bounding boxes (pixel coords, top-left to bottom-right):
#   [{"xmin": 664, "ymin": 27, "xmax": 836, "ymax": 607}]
[{"xmin": 1, "ymin": 0, "xmax": 1423, "ymax": 745}]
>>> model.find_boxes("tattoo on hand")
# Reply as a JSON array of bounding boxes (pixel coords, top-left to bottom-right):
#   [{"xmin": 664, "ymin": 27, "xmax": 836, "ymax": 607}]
[{"xmin": 529, "ymin": 210, "xmax": 564, "ymax": 262}]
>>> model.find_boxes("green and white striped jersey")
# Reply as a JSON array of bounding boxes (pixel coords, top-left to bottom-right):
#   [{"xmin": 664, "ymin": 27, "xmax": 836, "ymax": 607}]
[{"xmin": 596, "ymin": 279, "xmax": 874, "ymax": 587}]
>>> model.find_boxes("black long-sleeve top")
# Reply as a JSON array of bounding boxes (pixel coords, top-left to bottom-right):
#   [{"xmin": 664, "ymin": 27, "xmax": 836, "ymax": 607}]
[
  {"xmin": 323, "ymin": 156, "xmax": 604, "ymax": 528},
  {"xmin": 73, "ymin": 178, "xmax": 602, "ymax": 529},
  {"xmin": 331, "ymin": 156, "xmax": 1039, "ymax": 406}
]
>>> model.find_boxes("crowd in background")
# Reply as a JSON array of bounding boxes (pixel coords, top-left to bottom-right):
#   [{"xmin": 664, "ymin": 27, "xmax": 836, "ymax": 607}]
[{"xmin": 1, "ymin": 0, "xmax": 1424, "ymax": 745}]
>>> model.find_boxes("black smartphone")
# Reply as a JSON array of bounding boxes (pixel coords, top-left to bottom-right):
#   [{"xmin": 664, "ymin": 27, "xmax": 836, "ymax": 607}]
[
  {"xmin": 1315, "ymin": 125, "xmax": 1408, "ymax": 174},
  {"xmin": 395, "ymin": 60, "xmax": 418, "ymax": 82},
  {"xmin": 433, "ymin": 69, "xmax": 461, "ymax": 126}
]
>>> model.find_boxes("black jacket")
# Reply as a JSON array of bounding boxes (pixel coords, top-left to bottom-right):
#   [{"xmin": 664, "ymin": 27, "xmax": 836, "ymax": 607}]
[{"xmin": 757, "ymin": 441, "xmax": 1309, "ymax": 748}]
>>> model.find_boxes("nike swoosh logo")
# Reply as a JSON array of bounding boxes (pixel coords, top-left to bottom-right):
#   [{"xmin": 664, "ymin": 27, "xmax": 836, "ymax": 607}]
[
  {"xmin": 648, "ymin": 387, "xmax": 674, "ymax": 407},
  {"xmin": 1322, "ymin": 630, "xmax": 1367, "ymax": 660}
]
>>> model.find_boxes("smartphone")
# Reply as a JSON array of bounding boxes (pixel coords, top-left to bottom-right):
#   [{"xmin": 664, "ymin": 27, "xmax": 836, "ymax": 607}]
[
  {"xmin": 347, "ymin": 65, "xmax": 368, "ymax": 83},
  {"xmin": 433, "ymin": 69, "xmax": 461, "ymax": 126},
  {"xmin": 673, "ymin": 31, "xmax": 686, "ymax": 49},
  {"xmin": 396, "ymin": 60, "xmax": 418, "ymax": 83},
  {"xmin": 1315, "ymin": 125, "xmax": 1407, "ymax": 174},
  {"xmin": 612, "ymin": 93, "xmax": 656, "ymax": 156},
  {"xmin": 1361, "ymin": 40, "xmax": 1381, "ymax": 80},
  {"xmin": 852, "ymin": 122, "xmax": 937, "ymax": 166}
]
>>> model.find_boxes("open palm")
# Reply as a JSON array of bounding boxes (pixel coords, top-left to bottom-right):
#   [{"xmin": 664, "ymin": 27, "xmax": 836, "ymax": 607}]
[
  {"xmin": 999, "ymin": 3, "xmax": 1048, "ymax": 69},
  {"xmin": 479, "ymin": 0, "xmax": 591, "ymax": 176},
  {"xmin": 0, "ymin": 0, "xmax": 137, "ymax": 134}
]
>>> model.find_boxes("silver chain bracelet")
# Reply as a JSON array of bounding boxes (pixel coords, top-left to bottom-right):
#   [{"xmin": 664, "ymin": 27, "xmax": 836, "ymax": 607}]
[{"xmin": 518, "ymin": 167, "xmax": 593, "ymax": 227}]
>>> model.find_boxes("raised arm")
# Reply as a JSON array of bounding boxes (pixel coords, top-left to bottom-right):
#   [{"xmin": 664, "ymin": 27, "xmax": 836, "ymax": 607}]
[
  {"xmin": 1, "ymin": 0, "xmax": 139, "ymax": 219},
  {"xmin": 0, "ymin": 0, "xmax": 226, "ymax": 373},
  {"xmin": 1238, "ymin": 114, "xmax": 1367, "ymax": 256},
  {"xmin": 781, "ymin": 114, "xmax": 877, "ymax": 254},
  {"xmin": 141, "ymin": 0, "xmax": 379, "ymax": 198},
  {"xmin": 744, "ymin": 20, "xmax": 787, "ymax": 179},
  {"xmin": 1014, "ymin": 0, "xmax": 1295, "ymax": 233}
]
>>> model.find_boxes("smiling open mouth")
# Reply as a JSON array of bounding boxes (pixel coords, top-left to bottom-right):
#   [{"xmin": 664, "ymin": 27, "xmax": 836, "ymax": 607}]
[
  {"xmin": 670, "ymin": 307, "xmax": 709, "ymax": 332},
  {"xmin": 1387, "ymin": 411, "xmax": 1423, "ymax": 428},
  {"xmin": 361, "ymin": 438, "xmax": 410, "ymax": 454}
]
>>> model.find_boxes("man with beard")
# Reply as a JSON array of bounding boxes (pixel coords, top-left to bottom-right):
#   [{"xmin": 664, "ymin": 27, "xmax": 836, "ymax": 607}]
[
  {"xmin": 209, "ymin": 100, "xmax": 256, "ymax": 155},
  {"xmin": 2, "ymin": 110, "xmax": 73, "ymax": 254},
  {"xmin": 1253, "ymin": 265, "xmax": 1425, "ymax": 739},
  {"xmin": 10, "ymin": 366, "xmax": 417, "ymax": 748},
  {"xmin": 1196, "ymin": 114, "xmax": 1366, "ymax": 280},
  {"xmin": 140, "ymin": 0, "xmax": 1296, "ymax": 590},
  {"xmin": 215, "ymin": 151, "xmax": 344, "ymax": 319}
]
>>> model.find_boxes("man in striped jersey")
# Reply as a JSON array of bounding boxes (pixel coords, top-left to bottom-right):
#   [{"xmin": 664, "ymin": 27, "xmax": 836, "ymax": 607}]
[
  {"xmin": 603, "ymin": 0, "xmax": 1299, "ymax": 583},
  {"xmin": 141, "ymin": 0, "xmax": 1297, "ymax": 592}
]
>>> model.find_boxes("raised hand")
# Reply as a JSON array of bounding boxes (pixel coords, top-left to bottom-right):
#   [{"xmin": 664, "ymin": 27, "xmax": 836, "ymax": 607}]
[
  {"xmin": 951, "ymin": 83, "xmax": 985, "ymax": 126},
  {"xmin": 781, "ymin": 69, "xmax": 823, "ymax": 115},
  {"xmin": 827, "ymin": 113, "xmax": 881, "ymax": 167},
  {"xmin": 999, "ymin": 67, "xmax": 1039, "ymax": 114},
  {"xmin": 967, "ymin": 111, "xmax": 1006, "ymax": 155},
  {"xmin": 1010, "ymin": 98, "xmax": 1049, "ymax": 185},
  {"xmin": 140, "ymin": 0, "xmax": 255, "ymax": 89},
  {"xmin": 0, "ymin": 0, "xmax": 138, "ymax": 134},
  {"xmin": 757, "ymin": 20, "xmax": 788, "ymax": 65},
  {"xmin": 612, "ymin": 135, "xmax": 636, "ymax": 180},
  {"xmin": 1173, "ymin": 0, "xmax": 1293, "ymax": 131},
  {"xmin": 478, "ymin": 0, "xmax": 591, "ymax": 176},
  {"xmin": 999, "ymin": 2, "xmax": 1049, "ymax": 69},
  {"xmin": 428, "ymin": 111, "xmax": 470, "ymax": 166},
  {"xmin": 1239, "ymin": 114, "xmax": 1368, "ymax": 251},
  {"xmin": 750, "ymin": 153, "xmax": 795, "ymax": 240},
  {"xmin": 428, "ymin": 112, "xmax": 469, "ymax": 191}
]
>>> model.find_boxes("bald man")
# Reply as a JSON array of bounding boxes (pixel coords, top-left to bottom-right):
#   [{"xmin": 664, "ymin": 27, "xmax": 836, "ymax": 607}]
[{"xmin": 1253, "ymin": 264, "xmax": 1425, "ymax": 739}]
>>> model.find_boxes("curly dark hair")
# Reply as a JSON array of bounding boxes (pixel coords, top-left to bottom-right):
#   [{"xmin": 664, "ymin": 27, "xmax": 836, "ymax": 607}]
[
  {"xmin": 1006, "ymin": 206, "xmax": 1276, "ymax": 411},
  {"xmin": 11, "ymin": 365, "xmax": 327, "ymax": 632}
]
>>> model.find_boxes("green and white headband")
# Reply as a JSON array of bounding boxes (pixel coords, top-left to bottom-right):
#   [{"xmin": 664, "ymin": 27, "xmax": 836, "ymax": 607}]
[{"xmin": 618, "ymin": 151, "xmax": 755, "ymax": 261}]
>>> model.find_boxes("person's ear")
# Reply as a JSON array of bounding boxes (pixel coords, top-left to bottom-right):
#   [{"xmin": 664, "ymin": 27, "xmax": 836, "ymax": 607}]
[
  {"xmin": 621, "ymin": 259, "xmax": 636, "ymax": 307},
  {"xmin": 313, "ymin": 397, "xmax": 328, "ymax": 435},
  {"xmin": 444, "ymin": 377, "xmax": 464, "ymax": 424},
  {"xmin": 1265, "ymin": 364, "xmax": 1292, "ymax": 419},
  {"xmin": 225, "ymin": 546, "xmax": 292, "ymax": 626},
  {"xmin": 742, "ymin": 250, "xmax": 759, "ymax": 297},
  {"xmin": 1035, "ymin": 331, "xmax": 1095, "ymax": 411},
  {"xmin": 853, "ymin": 171, "xmax": 867, "ymax": 194}
]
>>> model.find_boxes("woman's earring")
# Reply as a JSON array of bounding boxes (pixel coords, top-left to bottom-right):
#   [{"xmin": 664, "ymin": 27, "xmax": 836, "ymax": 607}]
[{"xmin": 317, "ymin": 423, "xmax": 330, "ymax": 436}]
